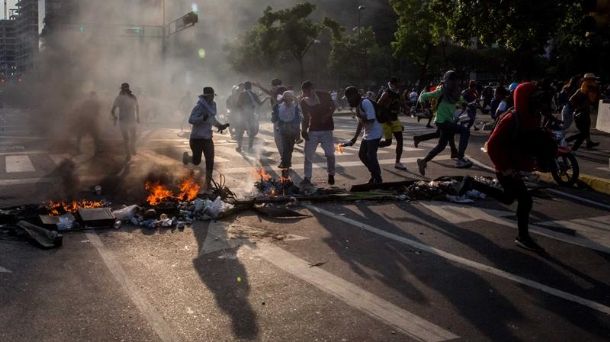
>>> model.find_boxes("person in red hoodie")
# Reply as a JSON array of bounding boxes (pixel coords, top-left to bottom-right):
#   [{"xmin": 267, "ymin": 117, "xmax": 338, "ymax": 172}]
[{"xmin": 483, "ymin": 82, "xmax": 554, "ymax": 251}]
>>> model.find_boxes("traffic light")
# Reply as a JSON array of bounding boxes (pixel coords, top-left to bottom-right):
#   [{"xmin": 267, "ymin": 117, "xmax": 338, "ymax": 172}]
[
  {"xmin": 182, "ymin": 11, "xmax": 198, "ymax": 26},
  {"xmin": 583, "ymin": 0, "xmax": 610, "ymax": 33}
]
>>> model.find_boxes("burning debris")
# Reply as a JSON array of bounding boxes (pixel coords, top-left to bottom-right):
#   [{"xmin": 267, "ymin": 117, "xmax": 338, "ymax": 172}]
[
  {"xmin": 46, "ymin": 199, "xmax": 109, "ymax": 216},
  {"xmin": 144, "ymin": 175, "xmax": 201, "ymax": 206},
  {"xmin": 253, "ymin": 168, "xmax": 299, "ymax": 197}
]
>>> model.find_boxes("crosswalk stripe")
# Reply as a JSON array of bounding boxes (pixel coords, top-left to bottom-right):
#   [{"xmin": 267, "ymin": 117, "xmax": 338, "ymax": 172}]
[
  {"xmin": 50, "ymin": 154, "xmax": 72, "ymax": 165},
  {"xmin": 253, "ymin": 242, "xmax": 460, "ymax": 341},
  {"xmin": 218, "ymin": 155, "xmax": 450, "ymax": 174},
  {"xmin": 5, "ymin": 155, "xmax": 35, "ymax": 173}
]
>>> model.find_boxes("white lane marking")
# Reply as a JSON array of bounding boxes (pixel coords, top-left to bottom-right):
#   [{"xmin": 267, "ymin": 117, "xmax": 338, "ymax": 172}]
[
  {"xmin": 465, "ymin": 155, "xmax": 495, "ymax": 172},
  {"xmin": 50, "ymin": 154, "xmax": 71, "ymax": 165},
  {"xmin": 304, "ymin": 204, "xmax": 610, "ymax": 315},
  {"xmin": 5, "ymin": 155, "xmax": 35, "ymax": 173},
  {"xmin": 0, "ymin": 265, "xmax": 12, "ymax": 273},
  {"xmin": 0, "ymin": 150, "xmax": 48, "ymax": 156},
  {"xmin": 219, "ymin": 155, "xmax": 451, "ymax": 175},
  {"xmin": 420, "ymin": 202, "xmax": 610, "ymax": 255},
  {"xmin": 202, "ymin": 221, "xmax": 456, "ymax": 340},
  {"xmin": 547, "ymin": 189, "xmax": 610, "ymax": 211},
  {"xmin": 0, "ymin": 154, "xmax": 444, "ymax": 186},
  {"xmin": 86, "ymin": 232, "xmax": 180, "ymax": 342},
  {"xmin": 199, "ymin": 221, "xmax": 248, "ymax": 255},
  {"xmin": 252, "ymin": 243, "xmax": 458, "ymax": 342}
]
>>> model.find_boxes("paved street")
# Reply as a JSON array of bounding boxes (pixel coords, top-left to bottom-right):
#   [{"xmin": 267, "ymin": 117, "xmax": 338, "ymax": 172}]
[{"xmin": 1, "ymin": 108, "xmax": 610, "ymax": 341}]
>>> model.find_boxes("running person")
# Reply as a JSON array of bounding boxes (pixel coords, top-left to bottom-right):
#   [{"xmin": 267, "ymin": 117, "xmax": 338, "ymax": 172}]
[
  {"xmin": 182, "ymin": 87, "xmax": 229, "ymax": 190},
  {"xmin": 417, "ymin": 70, "xmax": 473, "ymax": 176},
  {"xmin": 343, "ymin": 86, "xmax": 383, "ymax": 184},
  {"xmin": 378, "ymin": 77, "xmax": 408, "ymax": 171}
]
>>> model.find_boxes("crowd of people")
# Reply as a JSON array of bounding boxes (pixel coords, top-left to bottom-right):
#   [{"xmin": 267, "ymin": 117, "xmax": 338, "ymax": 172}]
[{"xmin": 98, "ymin": 70, "xmax": 605, "ymax": 252}]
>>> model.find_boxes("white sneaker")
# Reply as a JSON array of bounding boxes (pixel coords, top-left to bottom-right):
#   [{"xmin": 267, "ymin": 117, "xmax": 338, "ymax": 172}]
[{"xmin": 394, "ymin": 162, "xmax": 407, "ymax": 171}]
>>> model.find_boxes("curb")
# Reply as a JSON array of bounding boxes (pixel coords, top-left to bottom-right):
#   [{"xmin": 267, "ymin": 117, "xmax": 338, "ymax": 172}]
[
  {"xmin": 467, "ymin": 155, "xmax": 610, "ymax": 196},
  {"xmin": 536, "ymin": 172, "xmax": 610, "ymax": 196}
]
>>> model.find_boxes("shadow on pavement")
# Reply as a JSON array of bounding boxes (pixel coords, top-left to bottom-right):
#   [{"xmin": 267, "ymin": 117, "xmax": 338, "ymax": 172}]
[
  {"xmin": 191, "ymin": 221, "xmax": 259, "ymax": 340},
  {"xmin": 310, "ymin": 202, "xmax": 524, "ymax": 340},
  {"xmin": 392, "ymin": 202, "xmax": 610, "ymax": 340}
]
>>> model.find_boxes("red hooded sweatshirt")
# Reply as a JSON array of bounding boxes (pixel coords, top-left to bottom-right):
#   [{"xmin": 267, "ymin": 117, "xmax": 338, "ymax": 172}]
[{"xmin": 487, "ymin": 82, "xmax": 541, "ymax": 172}]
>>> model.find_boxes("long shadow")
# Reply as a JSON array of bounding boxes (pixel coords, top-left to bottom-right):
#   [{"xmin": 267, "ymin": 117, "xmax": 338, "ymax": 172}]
[
  {"xmin": 393, "ymin": 202, "xmax": 610, "ymax": 339},
  {"xmin": 309, "ymin": 203, "xmax": 524, "ymax": 340},
  {"xmin": 191, "ymin": 221, "xmax": 259, "ymax": 339}
]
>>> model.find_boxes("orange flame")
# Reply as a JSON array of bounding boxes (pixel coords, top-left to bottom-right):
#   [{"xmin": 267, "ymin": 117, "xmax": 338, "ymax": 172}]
[
  {"xmin": 46, "ymin": 199, "xmax": 106, "ymax": 216},
  {"xmin": 254, "ymin": 167, "xmax": 272, "ymax": 181},
  {"xmin": 144, "ymin": 176, "xmax": 201, "ymax": 205},
  {"xmin": 145, "ymin": 182, "xmax": 174, "ymax": 206},
  {"xmin": 177, "ymin": 177, "xmax": 201, "ymax": 202},
  {"xmin": 335, "ymin": 144, "xmax": 345, "ymax": 154}
]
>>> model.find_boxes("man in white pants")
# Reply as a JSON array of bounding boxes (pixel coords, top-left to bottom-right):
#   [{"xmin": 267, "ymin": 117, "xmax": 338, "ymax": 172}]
[{"xmin": 300, "ymin": 81, "xmax": 336, "ymax": 185}]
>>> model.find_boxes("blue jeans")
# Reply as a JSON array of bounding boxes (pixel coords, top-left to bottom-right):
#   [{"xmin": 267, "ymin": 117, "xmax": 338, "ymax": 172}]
[
  {"xmin": 359, "ymin": 138, "xmax": 382, "ymax": 182},
  {"xmin": 424, "ymin": 122, "xmax": 470, "ymax": 162}
]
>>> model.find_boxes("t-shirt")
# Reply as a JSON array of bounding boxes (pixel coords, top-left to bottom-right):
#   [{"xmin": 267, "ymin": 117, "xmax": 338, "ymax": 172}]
[
  {"xmin": 112, "ymin": 93, "xmax": 138, "ymax": 123},
  {"xmin": 300, "ymin": 91, "xmax": 335, "ymax": 131},
  {"xmin": 419, "ymin": 86, "xmax": 465, "ymax": 124},
  {"xmin": 359, "ymin": 98, "xmax": 382, "ymax": 140}
]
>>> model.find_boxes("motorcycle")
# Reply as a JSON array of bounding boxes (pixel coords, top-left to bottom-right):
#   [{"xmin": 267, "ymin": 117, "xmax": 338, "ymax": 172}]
[{"xmin": 542, "ymin": 117, "xmax": 580, "ymax": 186}]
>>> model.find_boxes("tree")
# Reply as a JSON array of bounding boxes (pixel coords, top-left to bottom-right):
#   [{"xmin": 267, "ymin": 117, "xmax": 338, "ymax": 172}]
[
  {"xmin": 324, "ymin": 20, "xmax": 390, "ymax": 86},
  {"xmin": 227, "ymin": 2, "xmax": 325, "ymax": 80},
  {"xmin": 389, "ymin": 0, "xmax": 448, "ymax": 85}
]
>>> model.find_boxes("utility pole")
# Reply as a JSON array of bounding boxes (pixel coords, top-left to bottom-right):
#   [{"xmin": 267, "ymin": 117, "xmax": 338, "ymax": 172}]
[
  {"xmin": 4, "ymin": 0, "xmax": 7, "ymax": 20},
  {"xmin": 357, "ymin": 5, "xmax": 366, "ymax": 84},
  {"xmin": 161, "ymin": 0, "xmax": 167, "ymax": 57}
]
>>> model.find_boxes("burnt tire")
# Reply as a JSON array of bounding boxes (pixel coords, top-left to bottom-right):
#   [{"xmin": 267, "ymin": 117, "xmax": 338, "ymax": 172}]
[{"xmin": 551, "ymin": 153, "xmax": 579, "ymax": 186}]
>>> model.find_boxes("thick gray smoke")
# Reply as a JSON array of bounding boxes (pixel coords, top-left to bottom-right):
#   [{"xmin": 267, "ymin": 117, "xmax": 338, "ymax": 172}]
[{"xmin": 6, "ymin": 0, "xmax": 393, "ymax": 199}]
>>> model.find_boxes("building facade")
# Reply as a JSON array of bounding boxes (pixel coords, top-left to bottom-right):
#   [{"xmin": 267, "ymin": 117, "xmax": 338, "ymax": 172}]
[
  {"xmin": 0, "ymin": 19, "xmax": 17, "ymax": 80},
  {"xmin": 13, "ymin": 0, "xmax": 38, "ymax": 74}
]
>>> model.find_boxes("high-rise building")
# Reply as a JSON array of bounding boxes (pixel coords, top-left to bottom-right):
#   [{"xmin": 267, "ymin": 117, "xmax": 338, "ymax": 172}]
[
  {"xmin": 0, "ymin": 19, "xmax": 17, "ymax": 80},
  {"xmin": 13, "ymin": 0, "xmax": 38, "ymax": 74}
]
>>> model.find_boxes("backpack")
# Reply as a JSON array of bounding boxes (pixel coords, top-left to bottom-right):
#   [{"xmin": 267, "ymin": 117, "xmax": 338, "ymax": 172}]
[{"xmin": 361, "ymin": 98, "xmax": 391, "ymax": 124}]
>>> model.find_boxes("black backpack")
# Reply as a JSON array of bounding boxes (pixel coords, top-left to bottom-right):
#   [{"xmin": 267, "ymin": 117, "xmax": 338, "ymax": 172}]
[{"xmin": 361, "ymin": 98, "xmax": 391, "ymax": 124}]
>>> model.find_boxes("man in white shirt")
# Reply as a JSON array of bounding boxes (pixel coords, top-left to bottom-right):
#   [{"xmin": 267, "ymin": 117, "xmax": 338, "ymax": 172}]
[{"xmin": 343, "ymin": 86, "xmax": 383, "ymax": 184}]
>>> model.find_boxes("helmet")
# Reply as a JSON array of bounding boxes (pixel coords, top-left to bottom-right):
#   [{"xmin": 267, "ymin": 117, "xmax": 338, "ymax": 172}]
[{"xmin": 508, "ymin": 82, "xmax": 519, "ymax": 92}]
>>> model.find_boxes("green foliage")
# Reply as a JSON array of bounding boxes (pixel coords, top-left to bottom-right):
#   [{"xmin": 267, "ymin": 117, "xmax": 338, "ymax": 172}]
[
  {"xmin": 391, "ymin": 0, "xmax": 610, "ymax": 80},
  {"xmin": 227, "ymin": 2, "xmax": 325, "ymax": 78},
  {"xmin": 324, "ymin": 25, "xmax": 390, "ymax": 85}
]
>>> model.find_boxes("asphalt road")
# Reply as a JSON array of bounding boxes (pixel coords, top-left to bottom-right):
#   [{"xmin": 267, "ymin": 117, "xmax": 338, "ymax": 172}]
[{"xmin": 1, "ymin": 108, "xmax": 610, "ymax": 341}]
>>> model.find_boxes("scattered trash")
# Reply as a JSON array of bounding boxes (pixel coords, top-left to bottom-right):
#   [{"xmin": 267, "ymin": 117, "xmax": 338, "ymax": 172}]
[
  {"xmin": 16, "ymin": 220, "xmax": 63, "ymax": 249},
  {"xmin": 112, "ymin": 205, "xmax": 139, "ymax": 220},
  {"xmin": 77, "ymin": 208, "xmax": 116, "ymax": 228}
]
